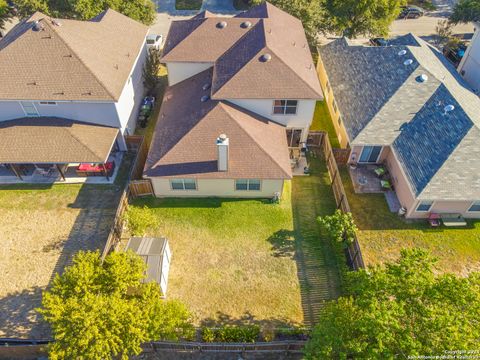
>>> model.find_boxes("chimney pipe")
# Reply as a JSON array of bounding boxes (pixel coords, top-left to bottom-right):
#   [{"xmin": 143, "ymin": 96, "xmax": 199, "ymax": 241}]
[{"xmin": 216, "ymin": 134, "xmax": 229, "ymax": 171}]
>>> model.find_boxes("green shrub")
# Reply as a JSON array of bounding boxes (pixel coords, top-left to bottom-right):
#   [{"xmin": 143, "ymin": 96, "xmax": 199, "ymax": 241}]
[
  {"xmin": 201, "ymin": 326, "xmax": 260, "ymax": 343},
  {"xmin": 124, "ymin": 206, "xmax": 158, "ymax": 236},
  {"xmin": 317, "ymin": 209, "xmax": 357, "ymax": 245}
]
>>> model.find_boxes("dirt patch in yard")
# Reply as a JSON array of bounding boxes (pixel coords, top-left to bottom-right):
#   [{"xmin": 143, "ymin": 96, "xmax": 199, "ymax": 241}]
[{"xmin": 0, "ymin": 184, "xmax": 122, "ymax": 338}]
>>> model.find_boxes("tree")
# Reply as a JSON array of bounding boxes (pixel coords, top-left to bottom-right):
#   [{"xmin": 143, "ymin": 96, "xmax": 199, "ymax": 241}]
[
  {"xmin": 304, "ymin": 249, "xmax": 480, "ymax": 359},
  {"xmin": 319, "ymin": 0, "xmax": 406, "ymax": 38},
  {"xmin": 15, "ymin": 0, "xmax": 156, "ymax": 25},
  {"xmin": 38, "ymin": 251, "xmax": 194, "ymax": 360},
  {"xmin": 143, "ymin": 47, "xmax": 162, "ymax": 95},
  {"xmin": 317, "ymin": 209, "xmax": 357, "ymax": 245},
  {"xmin": 0, "ymin": 0, "xmax": 14, "ymax": 30},
  {"xmin": 450, "ymin": 0, "xmax": 480, "ymax": 24}
]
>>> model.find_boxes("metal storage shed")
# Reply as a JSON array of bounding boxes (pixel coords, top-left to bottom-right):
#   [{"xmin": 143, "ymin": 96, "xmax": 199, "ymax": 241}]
[{"xmin": 125, "ymin": 237, "xmax": 172, "ymax": 298}]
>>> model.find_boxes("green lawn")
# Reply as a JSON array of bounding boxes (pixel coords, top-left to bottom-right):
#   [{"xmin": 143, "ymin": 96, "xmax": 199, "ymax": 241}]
[
  {"xmin": 127, "ymin": 153, "xmax": 343, "ymax": 327},
  {"xmin": 340, "ymin": 167, "xmax": 480, "ymax": 276},
  {"xmin": 175, "ymin": 0, "xmax": 203, "ymax": 10},
  {"xmin": 310, "ymin": 101, "xmax": 340, "ymax": 148}
]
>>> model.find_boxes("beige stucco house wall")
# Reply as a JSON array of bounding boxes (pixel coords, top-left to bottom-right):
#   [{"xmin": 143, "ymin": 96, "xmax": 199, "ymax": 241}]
[
  {"xmin": 316, "ymin": 55, "xmax": 350, "ymax": 148},
  {"xmin": 149, "ymin": 178, "xmax": 285, "ymax": 198}
]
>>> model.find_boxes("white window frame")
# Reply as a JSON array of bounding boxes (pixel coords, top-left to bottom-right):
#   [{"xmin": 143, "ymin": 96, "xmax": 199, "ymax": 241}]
[
  {"xmin": 416, "ymin": 200, "xmax": 434, "ymax": 212},
  {"xmin": 169, "ymin": 179, "xmax": 197, "ymax": 191},
  {"xmin": 272, "ymin": 100, "xmax": 298, "ymax": 115},
  {"xmin": 468, "ymin": 201, "xmax": 480, "ymax": 212},
  {"xmin": 20, "ymin": 101, "xmax": 39, "ymax": 117},
  {"xmin": 38, "ymin": 101, "xmax": 57, "ymax": 106},
  {"xmin": 332, "ymin": 99, "xmax": 338, "ymax": 114},
  {"xmin": 235, "ymin": 179, "xmax": 262, "ymax": 191}
]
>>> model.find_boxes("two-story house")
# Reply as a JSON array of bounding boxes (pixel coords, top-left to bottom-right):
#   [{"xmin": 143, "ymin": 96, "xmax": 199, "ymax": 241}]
[
  {"xmin": 143, "ymin": 2, "xmax": 323, "ymax": 198},
  {"xmin": 0, "ymin": 9, "xmax": 148, "ymax": 183}
]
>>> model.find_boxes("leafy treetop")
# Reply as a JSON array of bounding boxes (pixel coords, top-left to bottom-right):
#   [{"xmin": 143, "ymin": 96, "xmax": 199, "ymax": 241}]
[
  {"xmin": 38, "ymin": 250, "xmax": 194, "ymax": 360},
  {"xmin": 304, "ymin": 248, "xmax": 480, "ymax": 359},
  {"xmin": 450, "ymin": 0, "xmax": 480, "ymax": 24}
]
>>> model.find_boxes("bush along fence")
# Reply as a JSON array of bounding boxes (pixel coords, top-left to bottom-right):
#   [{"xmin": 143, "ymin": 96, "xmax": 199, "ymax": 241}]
[
  {"xmin": 308, "ymin": 131, "xmax": 365, "ymax": 270},
  {"xmin": 101, "ymin": 135, "xmax": 153, "ymax": 260}
]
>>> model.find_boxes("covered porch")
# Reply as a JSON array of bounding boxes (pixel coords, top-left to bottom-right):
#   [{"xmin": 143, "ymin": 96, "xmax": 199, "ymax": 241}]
[{"xmin": 0, "ymin": 117, "xmax": 122, "ymax": 185}]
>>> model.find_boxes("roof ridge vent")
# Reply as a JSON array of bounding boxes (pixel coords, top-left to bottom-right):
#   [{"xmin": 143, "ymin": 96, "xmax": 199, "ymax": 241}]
[
  {"xmin": 417, "ymin": 74, "xmax": 428, "ymax": 82},
  {"xmin": 33, "ymin": 20, "xmax": 44, "ymax": 31},
  {"xmin": 202, "ymin": 83, "xmax": 211, "ymax": 91},
  {"xmin": 216, "ymin": 21, "xmax": 227, "ymax": 29},
  {"xmin": 398, "ymin": 49, "xmax": 407, "ymax": 56},
  {"xmin": 201, "ymin": 95, "xmax": 210, "ymax": 102},
  {"xmin": 260, "ymin": 53, "xmax": 272, "ymax": 62},
  {"xmin": 403, "ymin": 59, "xmax": 413, "ymax": 66},
  {"xmin": 240, "ymin": 21, "xmax": 252, "ymax": 29},
  {"xmin": 52, "ymin": 19, "xmax": 62, "ymax": 26}
]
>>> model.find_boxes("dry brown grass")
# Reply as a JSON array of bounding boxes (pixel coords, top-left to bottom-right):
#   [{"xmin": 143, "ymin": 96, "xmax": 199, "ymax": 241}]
[{"xmin": 0, "ymin": 183, "xmax": 122, "ymax": 338}]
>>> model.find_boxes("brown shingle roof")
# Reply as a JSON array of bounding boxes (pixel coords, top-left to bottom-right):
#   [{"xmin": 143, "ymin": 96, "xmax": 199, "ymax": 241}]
[
  {"xmin": 0, "ymin": 9, "xmax": 148, "ymax": 101},
  {"xmin": 161, "ymin": 2, "xmax": 323, "ymax": 100},
  {"xmin": 144, "ymin": 69, "xmax": 292, "ymax": 179},
  {"xmin": 0, "ymin": 117, "xmax": 119, "ymax": 163}
]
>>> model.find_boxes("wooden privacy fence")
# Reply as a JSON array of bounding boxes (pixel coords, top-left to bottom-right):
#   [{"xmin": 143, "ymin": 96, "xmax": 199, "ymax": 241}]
[
  {"xmin": 309, "ymin": 132, "xmax": 365, "ymax": 270},
  {"xmin": 130, "ymin": 179, "xmax": 154, "ymax": 197},
  {"xmin": 144, "ymin": 341, "xmax": 306, "ymax": 354},
  {"xmin": 101, "ymin": 135, "xmax": 153, "ymax": 260}
]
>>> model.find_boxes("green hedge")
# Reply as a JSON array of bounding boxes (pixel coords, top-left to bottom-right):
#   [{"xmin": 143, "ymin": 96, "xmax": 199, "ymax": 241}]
[{"xmin": 201, "ymin": 326, "xmax": 260, "ymax": 343}]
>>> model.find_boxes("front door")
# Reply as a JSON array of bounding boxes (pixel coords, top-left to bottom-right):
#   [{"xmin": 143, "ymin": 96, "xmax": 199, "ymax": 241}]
[{"xmin": 359, "ymin": 146, "xmax": 382, "ymax": 163}]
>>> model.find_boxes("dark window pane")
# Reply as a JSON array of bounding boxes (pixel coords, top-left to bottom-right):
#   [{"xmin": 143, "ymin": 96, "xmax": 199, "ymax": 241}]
[
  {"xmin": 236, "ymin": 180, "xmax": 248, "ymax": 190},
  {"xmin": 469, "ymin": 202, "xmax": 480, "ymax": 212},
  {"xmin": 286, "ymin": 100, "xmax": 297, "ymax": 106},
  {"xmin": 285, "ymin": 106, "xmax": 297, "ymax": 114},
  {"xmin": 171, "ymin": 180, "xmax": 184, "ymax": 190},
  {"xmin": 273, "ymin": 106, "xmax": 285, "ymax": 114},
  {"xmin": 184, "ymin": 179, "xmax": 196, "ymax": 190},
  {"xmin": 249, "ymin": 180, "xmax": 261, "ymax": 190},
  {"xmin": 274, "ymin": 100, "xmax": 284, "ymax": 106},
  {"xmin": 416, "ymin": 201, "xmax": 433, "ymax": 212}
]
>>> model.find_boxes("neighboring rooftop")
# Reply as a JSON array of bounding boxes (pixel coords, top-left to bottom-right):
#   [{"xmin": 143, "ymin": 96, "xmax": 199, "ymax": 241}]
[
  {"xmin": 319, "ymin": 34, "xmax": 480, "ymax": 200},
  {"xmin": 0, "ymin": 9, "xmax": 148, "ymax": 101},
  {"xmin": 161, "ymin": 2, "xmax": 323, "ymax": 100},
  {"xmin": 0, "ymin": 117, "xmax": 119, "ymax": 163},
  {"xmin": 144, "ymin": 69, "xmax": 292, "ymax": 180}
]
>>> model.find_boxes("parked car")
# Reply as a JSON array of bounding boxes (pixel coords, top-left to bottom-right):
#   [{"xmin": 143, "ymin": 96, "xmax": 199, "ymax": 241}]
[
  {"xmin": 146, "ymin": 34, "xmax": 163, "ymax": 50},
  {"xmin": 398, "ymin": 5, "xmax": 424, "ymax": 19},
  {"xmin": 370, "ymin": 38, "xmax": 389, "ymax": 47}
]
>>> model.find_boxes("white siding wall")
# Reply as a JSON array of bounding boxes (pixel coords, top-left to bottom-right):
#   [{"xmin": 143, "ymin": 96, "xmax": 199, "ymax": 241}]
[
  {"xmin": 227, "ymin": 99, "xmax": 316, "ymax": 142},
  {"xmin": 150, "ymin": 178, "xmax": 284, "ymax": 198},
  {"xmin": 115, "ymin": 42, "xmax": 148, "ymax": 135},
  {"xmin": 166, "ymin": 62, "xmax": 213, "ymax": 86},
  {"xmin": 0, "ymin": 100, "xmax": 120, "ymax": 128},
  {"xmin": 459, "ymin": 25, "xmax": 480, "ymax": 93}
]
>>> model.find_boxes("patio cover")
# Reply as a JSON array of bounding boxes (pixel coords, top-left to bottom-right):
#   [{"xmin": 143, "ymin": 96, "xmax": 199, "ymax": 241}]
[{"xmin": 0, "ymin": 117, "xmax": 119, "ymax": 164}]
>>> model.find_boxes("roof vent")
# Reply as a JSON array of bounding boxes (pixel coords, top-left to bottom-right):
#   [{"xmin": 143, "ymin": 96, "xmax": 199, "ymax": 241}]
[
  {"xmin": 202, "ymin": 83, "xmax": 211, "ymax": 91},
  {"xmin": 201, "ymin": 95, "xmax": 210, "ymax": 102},
  {"xmin": 33, "ymin": 20, "xmax": 44, "ymax": 31},
  {"xmin": 216, "ymin": 21, "xmax": 227, "ymax": 29},
  {"xmin": 398, "ymin": 49, "xmax": 407, "ymax": 56},
  {"xmin": 443, "ymin": 104, "xmax": 455, "ymax": 114},
  {"xmin": 417, "ymin": 74, "xmax": 428, "ymax": 82},
  {"xmin": 52, "ymin": 19, "xmax": 62, "ymax": 26},
  {"xmin": 240, "ymin": 21, "xmax": 252, "ymax": 29},
  {"xmin": 403, "ymin": 59, "xmax": 413, "ymax": 66},
  {"xmin": 260, "ymin": 53, "xmax": 272, "ymax": 62}
]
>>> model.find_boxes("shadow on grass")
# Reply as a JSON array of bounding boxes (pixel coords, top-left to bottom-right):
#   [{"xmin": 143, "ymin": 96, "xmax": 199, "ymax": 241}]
[
  {"xmin": 131, "ymin": 196, "xmax": 273, "ymax": 209},
  {"xmin": 268, "ymin": 229, "xmax": 296, "ymax": 258},
  {"xmin": 199, "ymin": 311, "xmax": 297, "ymax": 329}
]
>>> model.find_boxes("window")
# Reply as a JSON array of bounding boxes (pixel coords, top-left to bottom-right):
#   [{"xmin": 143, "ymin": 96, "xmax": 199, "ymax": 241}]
[
  {"xmin": 273, "ymin": 100, "xmax": 298, "ymax": 115},
  {"xmin": 416, "ymin": 201, "xmax": 433, "ymax": 212},
  {"xmin": 338, "ymin": 116, "xmax": 342, "ymax": 126},
  {"xmin": 20, "ymin": 101, "xmax": 39, "ymax": 116},
  {"xmin": 326, "ymin": 81, "xmax": 331, "ymax": 94},
  {"xmin": 286, "ymin": 129, "xmax": 302, "ymax": 147},
  {"xmin": 332, "ymin": 100, "xmax": 338, "ymax": 114},
  {"xmin": 359, "ymin": 146, "xmax": 382, "ymax": 163},
  {"xmin": 235, "ymin": 179, "xmax": 261, "ymax": 191},
  {"xmin": 468, "ymin": 201, "xmax": 480, "ymax": 212},
  {"xmin": 39, "ymin": 101, "xmax": 57, "ymax": 105},
  {"xmin": 170, "ymin": 179, "xmax": 197, "ymax": 190}
]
